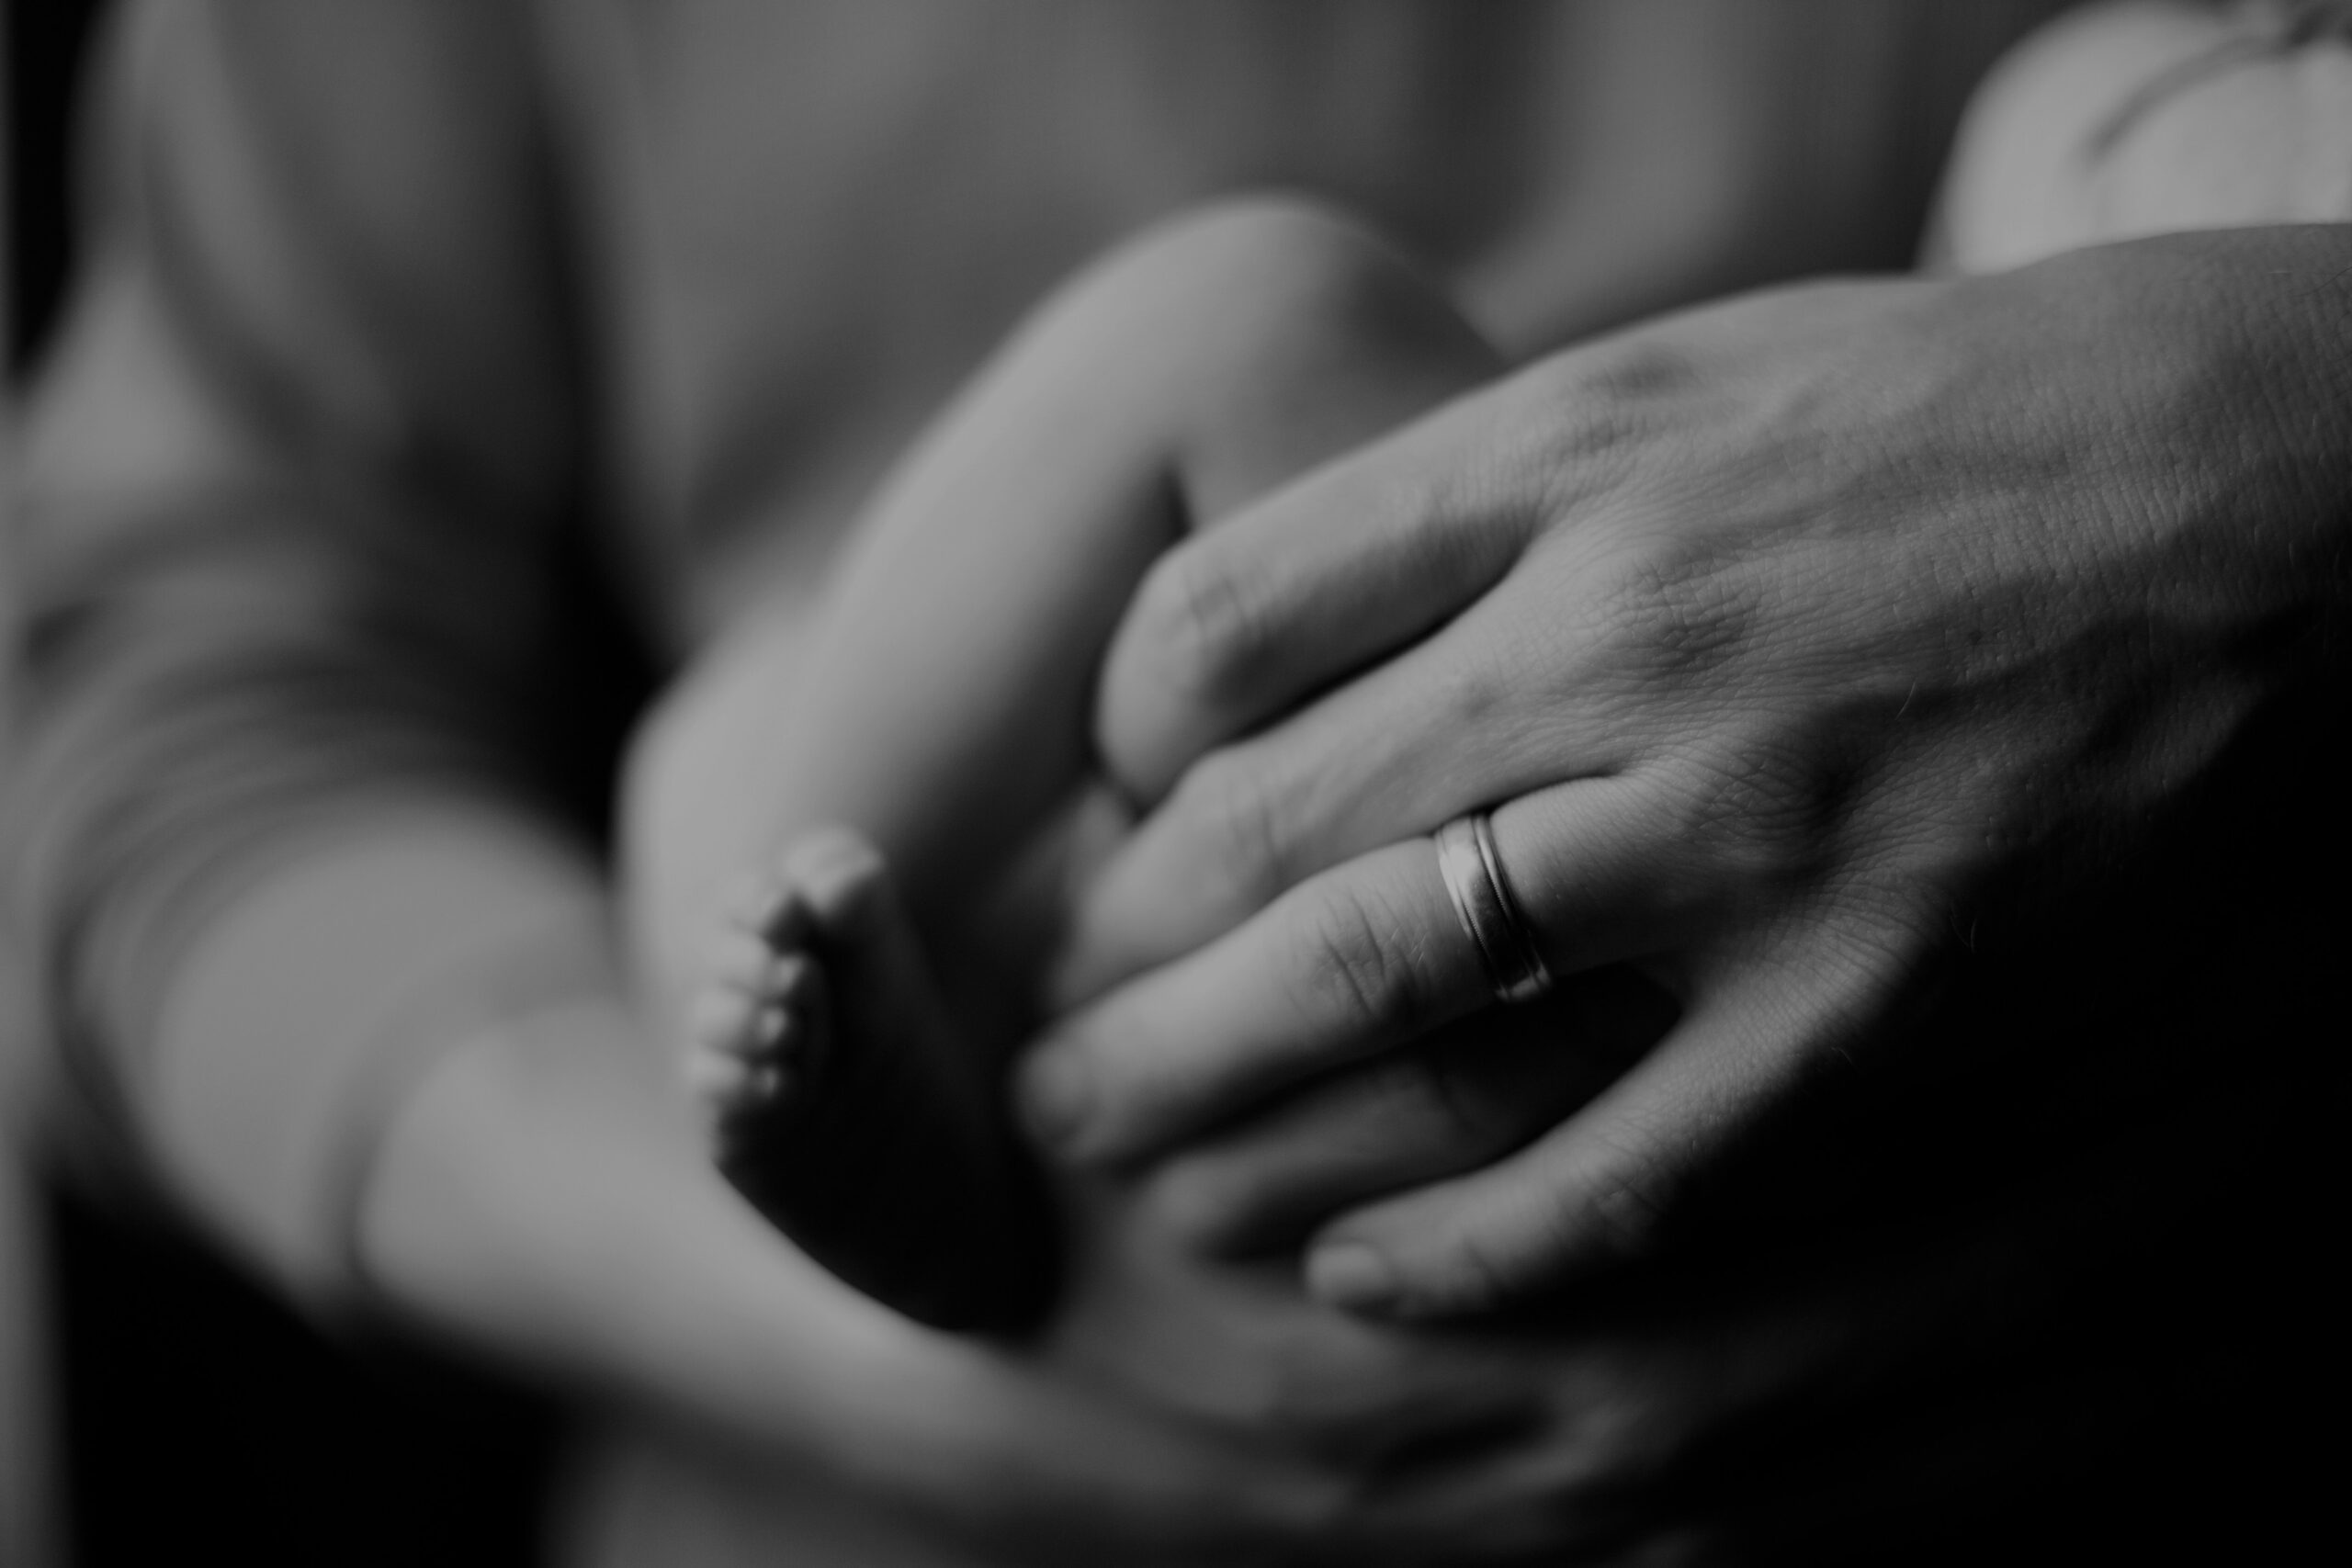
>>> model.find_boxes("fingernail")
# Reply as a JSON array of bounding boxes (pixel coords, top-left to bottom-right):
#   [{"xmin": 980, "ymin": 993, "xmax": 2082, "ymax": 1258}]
[
  {"xmin": 1306, "ymin": 1242, "xmax": 1401, "ymax": 1314},
  {"xmin": 1016, "ymin": 1048, "xmax": 1093, "ymax": 1154}
]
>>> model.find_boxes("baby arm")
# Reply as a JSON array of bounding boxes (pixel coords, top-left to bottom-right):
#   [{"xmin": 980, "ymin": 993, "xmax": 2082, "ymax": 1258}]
[{"xmin": 623, "ymin": 200, "xmax": 1501, "ymax": 1330}]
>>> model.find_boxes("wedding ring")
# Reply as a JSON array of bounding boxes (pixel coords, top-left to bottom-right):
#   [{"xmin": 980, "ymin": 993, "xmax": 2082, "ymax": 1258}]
[{"xmin": 1434, "ymin": 811, "xmax": 1553, "ymax": 1004}]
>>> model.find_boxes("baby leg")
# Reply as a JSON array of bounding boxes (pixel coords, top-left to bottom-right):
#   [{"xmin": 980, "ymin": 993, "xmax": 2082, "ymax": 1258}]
[{"xmin": 666, "ymin": 199, "xmax": 1503, "ymax": 1330}]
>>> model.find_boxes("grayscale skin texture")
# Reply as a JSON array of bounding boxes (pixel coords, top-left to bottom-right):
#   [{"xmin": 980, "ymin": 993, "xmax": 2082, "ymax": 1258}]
[{"xmin": 17, "ymin": 3, "xmax": 2350, "ymax": 1563}]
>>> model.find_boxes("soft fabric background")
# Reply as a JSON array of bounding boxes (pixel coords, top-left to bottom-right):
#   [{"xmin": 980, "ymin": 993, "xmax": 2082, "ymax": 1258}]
[{"xmin": 6, "ymin": 4, "xmax": 558, "ymax": 1562}]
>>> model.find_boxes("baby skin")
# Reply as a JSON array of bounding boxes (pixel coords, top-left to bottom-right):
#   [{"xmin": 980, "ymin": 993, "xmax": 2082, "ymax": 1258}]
[{"xmin": 634, "ymin": 201, "xmax": 1504, "ymax": 1332}]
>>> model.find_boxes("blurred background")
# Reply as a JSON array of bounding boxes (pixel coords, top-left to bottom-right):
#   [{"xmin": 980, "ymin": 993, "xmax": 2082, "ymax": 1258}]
[{"xmin": 5, "ymin": 3, "xmax": 559, "ymax": 1562}]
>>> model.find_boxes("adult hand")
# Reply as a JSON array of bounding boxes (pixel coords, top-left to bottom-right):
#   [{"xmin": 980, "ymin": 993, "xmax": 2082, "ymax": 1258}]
[
  {"xmin": 994, "ymin": 868, "xmax": 2344, "ymax": 1566},
  {"xmin": 1021, "ymin": 227, "xmax": 2352, "ymax": 1318}
]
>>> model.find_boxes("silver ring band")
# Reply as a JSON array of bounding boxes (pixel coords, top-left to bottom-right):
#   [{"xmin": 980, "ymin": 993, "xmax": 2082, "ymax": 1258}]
[{"xmin": 1434, "ymin": 812, "xmax": 1553, "ymax": 1005}]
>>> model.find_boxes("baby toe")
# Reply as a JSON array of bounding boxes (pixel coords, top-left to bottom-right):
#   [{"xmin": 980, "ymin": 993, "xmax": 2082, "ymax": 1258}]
[
  {"xmin": 745, "ymin": 1000, "xmax": 791, "ymax": 1055},
  {"xmin": 690, "ymin": 1049, "xmax": 796, "ymax": 1128},
  {"xmin": 741, "ymin": 1059, "xmax": 794, "ymax": 1104},
  {"xmin": 723, "ymin": 864, "xmax": 816, "ymax": 952},
  {"xmin": 688, "ymin": 984, "xmax": 764, "ymax": 1055},
  {"xmin": 684, "ymin": 1045, "xmax": 752, "ymax": 1105},
  {"xmin": 707, "ymin": 925, "xmax": 784, "ymax": 991},
  {"xmin": 782, "ymin": 829, "xmax": 888, "ymax": 926},
  {"xmin": 762, "ymin": 950, "xmax": 820, "ymax": 1009}
]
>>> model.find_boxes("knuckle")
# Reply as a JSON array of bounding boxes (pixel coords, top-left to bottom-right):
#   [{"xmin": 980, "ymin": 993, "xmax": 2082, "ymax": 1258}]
[
  {"xmin": 1792, "ymin": 899, "xmax": 1936, "ymax": 1018},
  {"xmin": 1585, "ymin": 1168, "xmax": 1676, "ymax": 1261},
  {"xmin": 1426, "ymin": 639, "xmax": 1521, "ymax": 732},
  {"xmin": 1169, "ymin": 749, "xmax": 1292, "ymax": 910},
  {"xmin": 1674, "ymin": 737, "xmax": 1837, "ymax": 889},
  {"xmin": 1147, "ymin": 1156, "xmax": 1257, "ymax": 1251},
  {"xmin": 1133, "ymin": 546, "xmax": 1273, "ymax": 710},
  {"xmin": 1285, "ymin": 878, "xmax": 1434, "ymax": 1041},
  {"xmin": 1552, "ymin": 1362, "xmax": 1702, "ymax": 1493},
  {"xmin": 1390, "ymin": 1050, "xmax": 1517, "ymax": 1155},
  {"xmin": 1521, "ymin": 335, "xmax": 1696, "ymax": 479},
  {"xmin": 1642, "ymin": 712, "xmax": 1878, "ymax": 915},
  {"xmin": 1186, "ymin": 1323, "xmax": 1341, "ymax": 1440},
  {"xmin": 1571, "ymin": 1130, "xmax": 1682, "ymax": 1262},
  {"xmin": 1598, "ymin": 543, "xmax": 1761, "ymax": 683},
  {"xmin": 1432, "ymin": 1226, "xmax": 1522, "ymax": 1317},
  {"xmin": 1573, "ymin": 333, "xmax": 1705, "ymax": 410}
]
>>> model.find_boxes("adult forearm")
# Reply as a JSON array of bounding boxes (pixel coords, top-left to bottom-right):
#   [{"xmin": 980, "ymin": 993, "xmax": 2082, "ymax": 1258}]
[{"xmin": 347, "ymin": 975, "xmax": 942, "ymax": 1472}]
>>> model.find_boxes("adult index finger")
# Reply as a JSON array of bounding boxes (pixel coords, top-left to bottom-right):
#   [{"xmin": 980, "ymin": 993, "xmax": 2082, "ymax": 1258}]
[{"xmin": 1094, "ymin": 379, "xmax": 1539, "ymax": 804}]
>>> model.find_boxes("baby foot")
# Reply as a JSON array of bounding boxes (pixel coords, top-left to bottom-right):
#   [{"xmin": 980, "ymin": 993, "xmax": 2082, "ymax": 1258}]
[
  {"xmin": 684, "ymin": 871, "xmax": 830, "ymax": 1137},
  {"xmin": 692, "ymin": 827, "xmax": 1057, "ymax": 1332}
]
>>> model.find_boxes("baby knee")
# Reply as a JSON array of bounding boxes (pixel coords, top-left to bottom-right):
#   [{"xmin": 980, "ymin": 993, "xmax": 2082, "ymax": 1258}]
[
  {"xmin": 1108, "ymin": 195, "xmax": 1482, "ymax": 379},
  {"xmin": 1129, "ymin": 197, "xmax": 1411, "ymax": 309},
  {"xmin": 1051, "ymin": 197, "xmax": 1498, "ymax": 518}
]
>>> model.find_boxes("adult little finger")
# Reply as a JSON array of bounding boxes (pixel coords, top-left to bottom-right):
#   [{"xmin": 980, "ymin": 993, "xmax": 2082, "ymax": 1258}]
[
  {"xmin": 1142, "ymin": 968, "xmax": 1675, "ymax": 1257},
  {"xmin": 1305, "ymin": 937, "xmax": 1895, "ymax": 1318}
]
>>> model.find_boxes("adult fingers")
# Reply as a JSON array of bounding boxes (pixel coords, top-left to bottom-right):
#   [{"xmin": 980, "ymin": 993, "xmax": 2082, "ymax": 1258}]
[
  {"xmin": 1021, "ymin": 839, "xmax": 1481, "ymax": 1165},
  {"xmin": 1141, "ymin": 969, "xmax": 1676, "ymax": 1258},
  {"xmin": 1095, "ymin": 380, "xmax": 1542, "ymax": 803},
  {"xmin": 914, "ymin": 1342, "xmax": 1344, "ymax": 1563},
  {"xmin": 1302, "ymin": 926, "xmax": 1898, "ymax": 1319},
  {"xmin": 1334, "ymin": 1422, "xmax": 1700, "ymax": 1568},
  {"xmin": 1022, "ymin": 779, "xmax": 1698, "ymax": 1168},
  {"xmin": 1053, "ymin": 592, "xmax": 1640, "ymax": 1010},
  {"xmin": 1325, "ymin": 1324, "xmax": 1746, "ymax": 1564}
]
